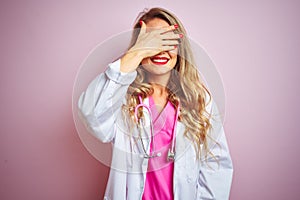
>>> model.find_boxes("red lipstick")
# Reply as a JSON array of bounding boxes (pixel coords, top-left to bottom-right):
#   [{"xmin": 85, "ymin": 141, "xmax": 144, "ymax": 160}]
[{"xmin": 150, "ymin": 56, "xmax": 169, "ymax": 65}]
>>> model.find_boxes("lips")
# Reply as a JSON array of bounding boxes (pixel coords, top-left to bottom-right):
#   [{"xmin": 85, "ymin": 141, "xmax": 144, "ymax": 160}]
[{"xmin": 150, "ymin": 56, "xmax": 170, "ymax": 65}]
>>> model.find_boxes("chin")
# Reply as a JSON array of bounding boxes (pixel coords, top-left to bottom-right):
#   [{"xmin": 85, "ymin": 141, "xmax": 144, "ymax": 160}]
[
  {"xmin": 142, "ymin": 63, "xmax": 174, "ymax": 75},
  {"xmin": 141, "ymin": 57, "xmax": 177, "ymax": 74}
]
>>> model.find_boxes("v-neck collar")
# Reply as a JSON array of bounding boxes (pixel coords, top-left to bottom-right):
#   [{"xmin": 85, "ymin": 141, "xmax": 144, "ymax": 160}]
[{"xmin": 149, "ymin": 96, "xmax": 173, "ymax": 124}]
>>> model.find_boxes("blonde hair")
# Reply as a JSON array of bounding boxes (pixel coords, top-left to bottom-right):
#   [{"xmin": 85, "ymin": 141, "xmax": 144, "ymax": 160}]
[{"xmin": 124, "ymin": 7, "xmax": 212, "ymax": 159}]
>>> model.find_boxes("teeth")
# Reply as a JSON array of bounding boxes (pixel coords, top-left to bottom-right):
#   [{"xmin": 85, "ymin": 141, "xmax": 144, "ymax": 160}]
[{"xmin": 152, "ymin": 58, "xmax": 168, "ymax": 63}]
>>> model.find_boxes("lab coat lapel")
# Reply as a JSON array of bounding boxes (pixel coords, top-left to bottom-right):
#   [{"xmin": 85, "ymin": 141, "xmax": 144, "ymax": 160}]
[{"xmin": 174, "ymin": 121, "xmax": 192, "ymax": 161}]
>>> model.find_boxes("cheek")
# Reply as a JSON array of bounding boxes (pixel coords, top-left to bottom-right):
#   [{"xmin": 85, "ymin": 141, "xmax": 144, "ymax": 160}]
[
  {"xmin": 169, "ymin": 44, "xmax": 179, "ymax": 55},
  {"xmin": 169, "ymin": 54, "xmax": 178, "ymax": 67},
  {"xmin": 168, "ymin": 48, "xmax": 178, "ymax": 56},
  {"xmin": 169, "ymin": 50, "xmax": 178, "ymax": 63}
]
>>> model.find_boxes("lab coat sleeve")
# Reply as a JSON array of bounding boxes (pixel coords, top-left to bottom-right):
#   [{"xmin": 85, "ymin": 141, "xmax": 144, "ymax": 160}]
[
  {"xmin": 197, "ymin": 99, "xmax": 234, "ymax": 200},
  {"xmin": 77, "ymin": 59, "xmax": 137, "ymax": 142}
]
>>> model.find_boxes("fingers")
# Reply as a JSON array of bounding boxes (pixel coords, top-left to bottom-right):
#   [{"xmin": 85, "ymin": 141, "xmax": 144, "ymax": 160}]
[
  {"xmin": 161, "ymin": 32, "xmax": 182, "ymax": 48},
  {"xmin": 134, "ymin": 21, "xmax": 180, "ymax": 57},
  {"xmin": 140, "ymin": 21, "xmax": 183, "ymax": 40},
  {"xmin": 162, "ymin": 45, "xmax": 178, "ymax": 52},
  {"xmin": 159, "ymin": 25, "xmax": 184, "ymax": 43},
  {"xmin": 161, "ymin": 32, "xmax": 183, "ymax": 40},
  {"xmin": 160, "ymin": 24, "xmax": 179, "ymax": 34},
  {"xmin": 144, "ymin": 22, "xmax": 180, "ymax": 35},
  {"xmin": 162, "ymin": 39, "xmax": 179, "ymax": 46}
]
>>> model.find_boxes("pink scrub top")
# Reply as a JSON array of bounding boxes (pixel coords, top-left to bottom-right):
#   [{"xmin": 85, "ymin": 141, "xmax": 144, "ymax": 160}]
[{"xmin": 142, "ymin": 96, "xmax": 176, "ymax": 200}]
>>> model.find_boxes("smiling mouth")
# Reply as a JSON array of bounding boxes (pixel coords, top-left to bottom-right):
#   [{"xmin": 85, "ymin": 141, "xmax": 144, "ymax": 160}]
[{"xmin": 150, "ymin": 56, "xmax": 170, "ymax": 65}]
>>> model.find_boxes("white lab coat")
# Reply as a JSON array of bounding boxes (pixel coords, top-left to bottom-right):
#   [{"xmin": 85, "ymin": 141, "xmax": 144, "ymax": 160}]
[{"xmin": 78, "ymin": 59, "xmax": 233, "ymax": 200}]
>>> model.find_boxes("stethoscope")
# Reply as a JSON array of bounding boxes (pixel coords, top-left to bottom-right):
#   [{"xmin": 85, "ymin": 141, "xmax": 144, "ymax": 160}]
[{"xmin": 134, "ymin": 95, "xmax": 180, "ymax": 161}]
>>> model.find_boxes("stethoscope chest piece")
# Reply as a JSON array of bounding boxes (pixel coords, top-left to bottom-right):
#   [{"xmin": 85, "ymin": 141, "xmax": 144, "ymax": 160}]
[
  {"xmin": 167, "ymin": 149, "xmax": 175, "ymax": 161},
  {"xmin": 140, "ymin": 152, "xmax": 162, "ymax": 159}
]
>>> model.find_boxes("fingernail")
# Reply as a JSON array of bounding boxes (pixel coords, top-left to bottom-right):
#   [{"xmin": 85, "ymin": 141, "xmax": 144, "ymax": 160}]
[
  {"xmin": 174, "ymin": 24, "xmax": 179, "ymax": 29},
  {"xmin": 174, "ymin": 45, "xmax": 177, "ymax": 49},
  {"xmin": 139, "ymin": 20, "xmax": 143, "ymax": 26},
  {"xmin": 179, "ymin": 34, "xmax": 184, "ymax": 38}
]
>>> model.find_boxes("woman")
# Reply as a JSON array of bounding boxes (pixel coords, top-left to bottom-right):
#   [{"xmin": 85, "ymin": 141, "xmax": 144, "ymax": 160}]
[{"xmin": 78, "ymin": 7, "xmax": 233, "ymax": 200}]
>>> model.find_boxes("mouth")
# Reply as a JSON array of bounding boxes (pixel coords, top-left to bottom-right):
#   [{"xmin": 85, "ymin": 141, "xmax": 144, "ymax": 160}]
[{"xmin": 150, "ymin": 56, "xmax": 170, "ymax": 65}]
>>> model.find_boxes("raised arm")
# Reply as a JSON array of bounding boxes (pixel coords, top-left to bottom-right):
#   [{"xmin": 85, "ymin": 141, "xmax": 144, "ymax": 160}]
[
  {"xmin": 78, "ymin": 21, "xmax": 181, "ymax": 143},
  {"xmin": 77, "ymin": 59, "xmax": 137, "ymax": 142}
]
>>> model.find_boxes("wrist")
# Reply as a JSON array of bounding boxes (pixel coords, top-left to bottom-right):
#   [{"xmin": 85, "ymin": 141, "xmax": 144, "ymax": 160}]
[{"xmin": 120, "ymin": 50, "xmax": 144, "ymax": 73}]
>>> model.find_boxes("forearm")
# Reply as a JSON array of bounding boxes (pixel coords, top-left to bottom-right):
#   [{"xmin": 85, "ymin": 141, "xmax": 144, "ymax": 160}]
[
  {"xmin": 78, "ymin": 59, "xmax": 137, "ymax": 142},
  {"xmin": 120, "ymin": 50, "xmax": 144, "ymax": 73}
]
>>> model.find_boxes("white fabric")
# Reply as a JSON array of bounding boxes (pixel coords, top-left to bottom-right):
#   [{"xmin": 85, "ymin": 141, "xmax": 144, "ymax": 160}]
[{"xmin": 77, "ymin": 59, "xmax": 233, "ymax": 200}]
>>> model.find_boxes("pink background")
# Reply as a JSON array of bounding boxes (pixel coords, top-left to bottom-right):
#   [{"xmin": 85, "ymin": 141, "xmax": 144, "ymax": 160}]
[{"xmin": 1, "ymin": 0, "xmax": 299, "ymax": 199}]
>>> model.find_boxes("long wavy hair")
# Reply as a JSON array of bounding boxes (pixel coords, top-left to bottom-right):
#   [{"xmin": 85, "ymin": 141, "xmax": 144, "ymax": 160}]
[{"xmin": 123, "ymin": 7, "xmax": 212, "ymax": 159}]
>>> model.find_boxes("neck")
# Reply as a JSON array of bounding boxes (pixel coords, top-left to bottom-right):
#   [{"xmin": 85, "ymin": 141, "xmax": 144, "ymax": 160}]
[
  {"xmin": 151, "ymin": 83, "xmax": 168, "ymax": 95},
  {"xmin": 147, "ymin": 72, "xmax": 171, "ymax": 87},
  {"xmin": 150, "ymin": 83, "xmax": 169, "ymax": 111}
]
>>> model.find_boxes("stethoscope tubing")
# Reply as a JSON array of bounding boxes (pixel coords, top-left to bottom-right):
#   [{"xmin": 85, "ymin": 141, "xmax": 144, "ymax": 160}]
[{"xmin": 134, "ymin": 95, "xmax": 179, "ymax": 161}]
